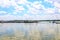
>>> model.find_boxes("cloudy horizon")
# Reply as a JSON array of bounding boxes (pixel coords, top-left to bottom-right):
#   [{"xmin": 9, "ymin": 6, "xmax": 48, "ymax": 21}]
[{"xmin": 0, "ymin": 0, "xmax": 60, "ymax": 20}]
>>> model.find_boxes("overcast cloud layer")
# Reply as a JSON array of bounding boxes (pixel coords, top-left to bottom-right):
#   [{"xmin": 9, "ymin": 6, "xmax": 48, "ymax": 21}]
[{"xmin": 0, "ymin": 0, "xmax": 60, "ymax": 20}]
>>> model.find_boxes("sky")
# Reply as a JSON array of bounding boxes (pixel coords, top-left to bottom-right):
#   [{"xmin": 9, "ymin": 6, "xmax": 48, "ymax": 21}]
[{"xmin": 0, "ymin": 0, "xmax": 60, "ymax": 20}]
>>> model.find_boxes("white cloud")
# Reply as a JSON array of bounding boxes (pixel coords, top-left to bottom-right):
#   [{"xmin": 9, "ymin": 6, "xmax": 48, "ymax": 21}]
[
  {"xmin": 0, "ymin": 0, "xmax": 60, "ymax": 20},
  {"xmin": 0, "ymin": 14, "xmax": 32, "ymax": 20},
  {"xmin": 14, "ymin": 6, "xmax": 25, "ymax": 11},
  {"xmin": 22, "ymin": 14, "xmax": 32, "ymax": 20},
  {"xmin": 54, "ymin": 2, "xmax": 60, "ymax": 8},
  {"xmin": 12, "ymin": 6, "xmax": 25, "ymax": 15},
  {"xmin": 0, "ymin": 15, "xmax": 21, "ymax": 20},
  {"xmin": 27, "ymin": 7, "xmax": 39, "ymax": 14},
  {"xmin": 0, "ymin": 11, "xmax": 7, "ymax": 15},
  {"xmin": 44, "ymin": 8, "xmax": 55, "ymax": 14},
  {"xmin": 10, "ymin": 0, "xmax": 17, "ymax": 7},
  {"xmin": 27, "ymin": 1, "xmax": 56, "ymax": 15},
  {"xmin": 44, "ymin": 0, "xmax": 53, "ymax": 4},
  {"xmin": 55, "ymin": 14, "xmax": 60, "ymax": 20},
  {"xmin": 27, "ymin": 3, "xmax": 55, "ymax": 15},
  {"xmin": 58, "ymin": 9, "xmax": 60, "ymax": 13},
  {"xmin": 27, "ymin": 2, "xmax": 44, "ymax": 15},
  {"xmin": 16, "ymin": 0, "xmax": 27, "ymax": 4},
  {"xmin": 0, "ymin": 14, "xmax": 60, "ymax": 20},
  {"xmin": 0, "ymin": 0, "xmax": 11, "ymax": 8},
  {"xmin": 46, "ymin": 0, "xmax": 60, "ymax": 2},
  {"xmin": 31, "ymin": 1, "xmax": 43, "ymax": 10}
]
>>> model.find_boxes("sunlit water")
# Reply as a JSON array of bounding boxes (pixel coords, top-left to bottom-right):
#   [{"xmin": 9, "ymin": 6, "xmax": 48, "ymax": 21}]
[{"xmin": 0, "ymin": 22, "xmax": 60, "ymax": 40}]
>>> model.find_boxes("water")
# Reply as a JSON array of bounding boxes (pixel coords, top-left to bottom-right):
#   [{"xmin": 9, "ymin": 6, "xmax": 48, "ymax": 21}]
[{"xmin": 0, "ymin": 22, "xmax": 60, "ymax": 40}]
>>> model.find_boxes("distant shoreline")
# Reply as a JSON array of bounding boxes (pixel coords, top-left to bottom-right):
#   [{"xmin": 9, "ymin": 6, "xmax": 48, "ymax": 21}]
[{"xmin": 0, "ymin": 20, "xmax": 60, "ymax": 23}]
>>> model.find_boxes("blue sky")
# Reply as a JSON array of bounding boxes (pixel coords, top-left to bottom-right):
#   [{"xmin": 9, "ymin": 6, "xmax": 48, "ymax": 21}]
[{"xmin": 0, "ymin": 0, "xmax": 60, "ymax": 20}]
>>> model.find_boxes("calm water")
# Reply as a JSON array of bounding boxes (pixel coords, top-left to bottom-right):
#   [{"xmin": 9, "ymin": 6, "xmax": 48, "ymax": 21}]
[{"xmin": 0, "ymin": 22, "xmax": 60, "ymax": 40}]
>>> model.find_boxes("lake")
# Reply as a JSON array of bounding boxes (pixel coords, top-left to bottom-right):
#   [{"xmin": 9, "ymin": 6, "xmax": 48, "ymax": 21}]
[{"xmin": 0, "ymin": 22, "xmax": 60, "ymax": 40}]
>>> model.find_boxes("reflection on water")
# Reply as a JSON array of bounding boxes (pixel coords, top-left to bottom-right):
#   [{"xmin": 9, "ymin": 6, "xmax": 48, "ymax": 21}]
[{"xmin": 0, "ymin": 22, "xmax": 60, "ymax": 40}]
